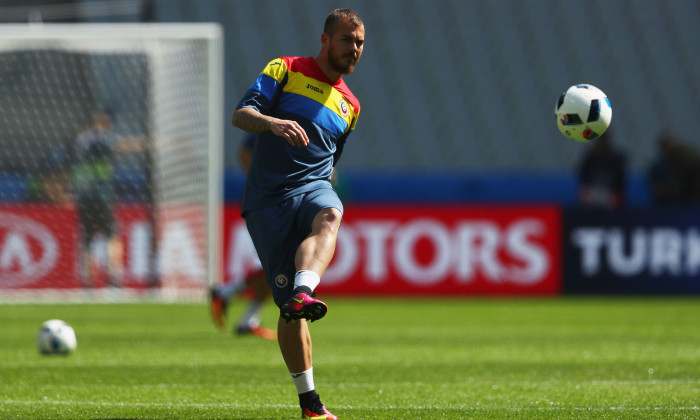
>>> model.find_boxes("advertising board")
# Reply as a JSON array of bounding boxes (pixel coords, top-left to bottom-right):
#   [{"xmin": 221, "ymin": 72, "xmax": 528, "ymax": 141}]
[{"xmin": 564, "ymin": 209, "xmax": 700, "ymax": 294}]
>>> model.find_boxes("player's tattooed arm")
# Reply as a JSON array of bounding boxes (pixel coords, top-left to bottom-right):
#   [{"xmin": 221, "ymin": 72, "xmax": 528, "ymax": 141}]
[{"xmin": 232, "ymin": 107, "xmax": 309, "ymax": 147}]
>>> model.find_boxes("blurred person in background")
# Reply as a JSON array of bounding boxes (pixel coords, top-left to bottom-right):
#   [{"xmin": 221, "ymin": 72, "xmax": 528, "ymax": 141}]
[
  {"xmin": 27, "ymin": 144, "xmax": 73, "ymax": 205},
  {"xmin": 231, "ymin": 8, "xmax": 364, "ymax": 420},
  {"xmin": 210, "ymin": 133, "xmax": 275, "ymax": 340},
  {"xmin": 68, "ymin": 113, "xmax": 123, "ymax": 288},
  {"xmin": 648, "ymin": 130, "xmax": 700, "ymax": 206},
  {"xmin": 67, "ymin": 112, "xmax": 144, "ymax": 289},
  {"xmin": 576, "ymin": 129, "xmax": 627, "ymax": 209}
]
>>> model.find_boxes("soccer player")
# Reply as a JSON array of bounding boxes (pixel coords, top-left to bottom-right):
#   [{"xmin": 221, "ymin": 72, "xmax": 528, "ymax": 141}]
[
  {"xmin": 210, "ymin": 134, "xmax": 275, "ymax": 340},
  {"xmin": 231, "ymin": 8, "xmax": 364, "ymax": 419},
  {"xmin": 68, "ymin": 113, "xmax": 123, "ymax": 288}
]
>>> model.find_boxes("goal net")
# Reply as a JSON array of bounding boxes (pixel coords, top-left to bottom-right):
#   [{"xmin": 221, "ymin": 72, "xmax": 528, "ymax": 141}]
[{"xmin": 0, "ymin": 24, "xmax": 223, "ymax": 301}]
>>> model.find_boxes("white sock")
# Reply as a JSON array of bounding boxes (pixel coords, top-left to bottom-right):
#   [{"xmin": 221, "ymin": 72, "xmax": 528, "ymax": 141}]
[
  {"xmin": 290, "ymin": 367, "xmax": 315, "ymax": 394},
  {"xmin": 219, "ymin": 277, "xmax": 247, "ymax": 300},
  {"xmin": 294, "ymin": 270, "xmax": 320, "ymax": 292},
  {"xmin": 237, "ymin": 300, "xmax": 262, "ymax": 329}
]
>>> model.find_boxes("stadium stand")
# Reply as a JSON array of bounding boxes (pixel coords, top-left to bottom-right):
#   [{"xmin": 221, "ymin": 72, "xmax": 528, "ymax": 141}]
[{"xmin": 1, "ymin": 0, "xmax": 699, "ymax": 205}]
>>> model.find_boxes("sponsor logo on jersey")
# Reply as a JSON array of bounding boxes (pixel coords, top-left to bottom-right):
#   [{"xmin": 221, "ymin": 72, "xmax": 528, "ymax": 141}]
[
  {"xmin": 339, "ymin": 99, "xmax": 349, "ymax": 117},
  {"xmin": 306, "ymin": 83, "xmax": 324, "ymax": 95}
]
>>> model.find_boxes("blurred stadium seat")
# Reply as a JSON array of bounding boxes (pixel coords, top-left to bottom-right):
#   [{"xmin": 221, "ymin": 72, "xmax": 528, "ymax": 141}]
[{"xmin": 2, "ymin": 0, "xmax": 699, "ymax": 205}]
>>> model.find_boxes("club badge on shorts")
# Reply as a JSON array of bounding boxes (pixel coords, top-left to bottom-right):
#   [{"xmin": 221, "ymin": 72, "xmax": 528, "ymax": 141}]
[{"xmin": 275, "ymin": 274, "xmax": 288, "ymax": 288}]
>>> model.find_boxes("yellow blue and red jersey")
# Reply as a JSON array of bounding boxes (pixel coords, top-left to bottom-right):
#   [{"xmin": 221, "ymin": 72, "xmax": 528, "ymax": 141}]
[{"xmin": 236, "ymin": 56, "xmax": 360, "ymax": 212}]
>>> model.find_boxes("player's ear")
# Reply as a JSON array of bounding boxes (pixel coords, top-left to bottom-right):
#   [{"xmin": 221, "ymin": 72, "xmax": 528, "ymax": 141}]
[{"xmin": 320, "ymin": 32, "xmax": 330, "ymax": 49}]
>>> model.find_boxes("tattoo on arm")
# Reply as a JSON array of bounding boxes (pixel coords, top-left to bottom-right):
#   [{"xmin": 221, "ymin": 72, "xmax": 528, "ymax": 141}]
[{"xmin": 232, "ymin": 108, "xmax": 272, "ymax": 133}]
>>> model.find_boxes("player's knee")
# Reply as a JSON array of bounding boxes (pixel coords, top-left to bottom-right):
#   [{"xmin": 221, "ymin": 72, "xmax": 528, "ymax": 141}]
[{"xmin": 315, "ymin": 208, "xmax": 342, "ymax": 235}]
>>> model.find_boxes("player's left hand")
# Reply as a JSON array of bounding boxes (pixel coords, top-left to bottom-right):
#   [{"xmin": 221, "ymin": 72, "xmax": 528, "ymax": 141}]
[{"xmin": 270, "ymin": 118, "xmax": 309, "ymax": 147}]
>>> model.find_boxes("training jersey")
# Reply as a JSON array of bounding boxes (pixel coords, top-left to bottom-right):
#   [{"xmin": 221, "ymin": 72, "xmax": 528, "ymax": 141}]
[
  {"xmin": 69, "ymin": 127, "xmax": 115, "ymax": 202},
  {"xmin": 236, "ymin": 56, "xmax": 360, "ymax": 213}
]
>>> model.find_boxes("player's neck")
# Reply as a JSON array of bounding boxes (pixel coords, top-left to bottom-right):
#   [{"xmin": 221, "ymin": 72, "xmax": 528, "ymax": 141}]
[{"xmin": 314, "ymin": 55, "xmax": 341, "ymax": 84}]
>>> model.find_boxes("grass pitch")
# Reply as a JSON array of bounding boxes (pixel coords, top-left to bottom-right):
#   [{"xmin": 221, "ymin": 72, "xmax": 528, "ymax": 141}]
[{"xmin": 1, "ymin": 297, "xmax": 699, "ymax": 419}]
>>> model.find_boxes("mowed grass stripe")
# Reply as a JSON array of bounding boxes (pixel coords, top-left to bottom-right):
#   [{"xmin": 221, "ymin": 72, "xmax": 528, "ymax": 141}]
[
  {"xmin": 4, "ymin": 399, "xmax": 700, "ymax": 411},
  {"xmin": 1, "ymin": 298, "xmax": 699, "ymax": 419}
]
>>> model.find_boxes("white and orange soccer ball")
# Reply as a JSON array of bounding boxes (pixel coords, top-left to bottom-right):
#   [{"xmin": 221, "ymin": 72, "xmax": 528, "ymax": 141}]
[
  {"xmin": 555, "ymin": 84, "xmax": 612, "ymax": 142},
  {"xmin": 37, "ymin": 319, "xmax": 77, "ymax": 355}
]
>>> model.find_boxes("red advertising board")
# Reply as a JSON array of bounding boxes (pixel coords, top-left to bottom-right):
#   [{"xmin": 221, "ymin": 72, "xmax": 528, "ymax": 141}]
[
  {"xmin": 226, "ymin": 204, "xmax": 562, "ymax": 296},
  {"xmin": 0, "ymin": 205, "xmax": 78, "ymax": 289},
  {"xmin": 2, "ymin": 203, "xmax": 561, "ymax": 295},
  {"xmin": 0, "ymin": 204, "xmax": 206, "ymax": 290}
]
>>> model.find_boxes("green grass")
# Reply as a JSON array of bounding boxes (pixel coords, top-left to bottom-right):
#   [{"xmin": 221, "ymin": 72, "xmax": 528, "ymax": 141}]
[{"xmin": 1, "ymin": 298, "xmax": 699, "ymax": 419}]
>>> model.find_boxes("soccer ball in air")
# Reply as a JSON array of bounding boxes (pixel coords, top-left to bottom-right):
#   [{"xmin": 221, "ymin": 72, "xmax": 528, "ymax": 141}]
[
  {"xmin": 37, "ymin": 319, "xmax": 77, "ymax": 355},
  {"xmin": 555, "ymin": 84, "xmax": 612, "ymax": 142}
]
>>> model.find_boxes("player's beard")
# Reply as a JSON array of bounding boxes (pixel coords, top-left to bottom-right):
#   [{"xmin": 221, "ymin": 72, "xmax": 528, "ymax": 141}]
[{"xmin": 329, "ymin": 49, "xmax": 359, "ymax": 75}]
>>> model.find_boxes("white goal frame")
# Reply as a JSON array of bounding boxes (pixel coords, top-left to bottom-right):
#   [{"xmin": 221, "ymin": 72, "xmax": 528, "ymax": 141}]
[{"xmin": 0, "ymin": 24, "xmax": 223, "ymax": 300}]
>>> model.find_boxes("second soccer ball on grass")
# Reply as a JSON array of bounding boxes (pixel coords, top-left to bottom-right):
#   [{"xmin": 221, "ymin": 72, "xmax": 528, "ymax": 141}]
[{"xmin": 36, "ymin": 319, "xmax": 77, "ymax": 355}]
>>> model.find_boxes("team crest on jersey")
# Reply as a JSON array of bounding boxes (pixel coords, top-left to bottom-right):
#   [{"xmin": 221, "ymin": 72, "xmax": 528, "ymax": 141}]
[
  {"xmin": 339, "ymin": 99, "xmax": 349, "ymax": 117},
  {"xmin": 275, "ymin": 274, "xmax": 288, "ymax": 288}
]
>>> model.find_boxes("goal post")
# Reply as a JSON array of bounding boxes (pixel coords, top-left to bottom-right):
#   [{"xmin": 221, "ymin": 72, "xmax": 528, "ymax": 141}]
[{"xmin": 0, "ymin": 24, "xmax": 223, "ymax": 301}]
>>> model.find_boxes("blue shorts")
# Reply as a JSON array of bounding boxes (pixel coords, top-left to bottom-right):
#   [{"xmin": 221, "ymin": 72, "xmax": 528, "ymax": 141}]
[{"xmin": 244, "ymin": 187, "xmax": 343, "ymax": 307}]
